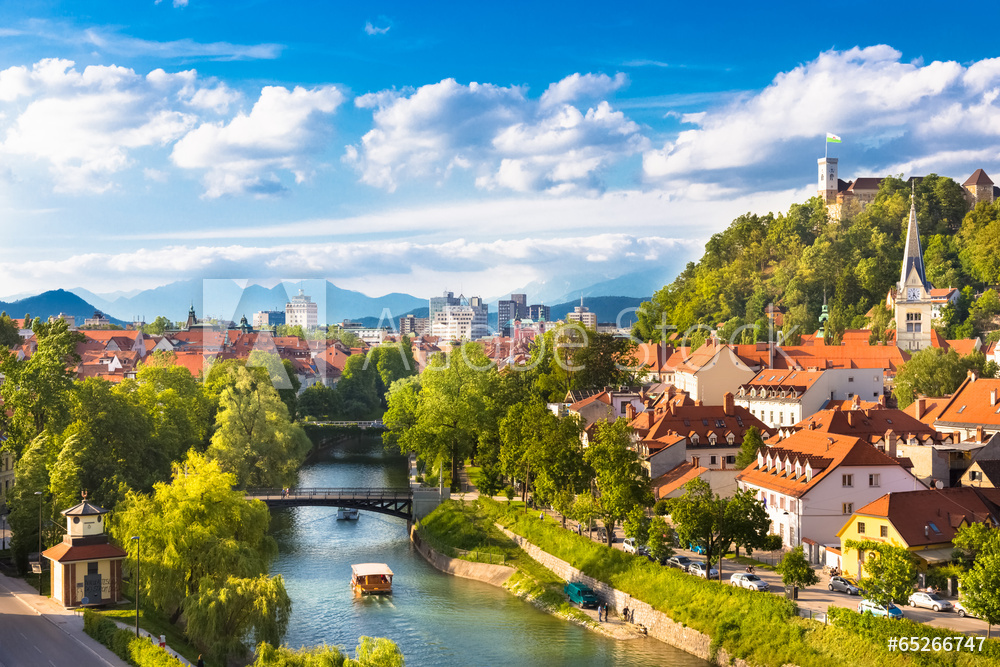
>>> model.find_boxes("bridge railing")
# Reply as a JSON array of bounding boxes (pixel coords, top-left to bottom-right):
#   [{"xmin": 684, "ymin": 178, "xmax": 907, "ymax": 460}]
[{"xmin": 246, "ymin": 487, "xmax": 411, "ymax": 500}]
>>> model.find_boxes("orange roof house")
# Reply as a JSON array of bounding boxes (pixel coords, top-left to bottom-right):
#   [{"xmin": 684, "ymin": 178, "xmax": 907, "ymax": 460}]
[{"xmin": 736, "ymin": 430, "xmax": 923, "ymax": 555}]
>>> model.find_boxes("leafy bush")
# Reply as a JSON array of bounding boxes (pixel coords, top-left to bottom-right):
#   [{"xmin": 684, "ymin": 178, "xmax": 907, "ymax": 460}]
[{"xmin": 83, "ymin": 609, "xmax": 186, "ymax": 667}]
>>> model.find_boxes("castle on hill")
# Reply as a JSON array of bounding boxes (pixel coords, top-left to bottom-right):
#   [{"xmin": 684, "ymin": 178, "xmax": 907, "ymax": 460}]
[{"xmin": 817, "ymin": 157, "xmax": 998, "ymax": 221}]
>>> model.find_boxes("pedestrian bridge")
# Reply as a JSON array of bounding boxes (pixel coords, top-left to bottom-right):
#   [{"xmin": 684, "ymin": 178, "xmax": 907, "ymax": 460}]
[
  {"xmin": 303, "ymin": 420, "xmax": 385, "ymax": 429},
  {"xmin": 246, "ymin": 487, "xmax": 413, "ymax": 520}
]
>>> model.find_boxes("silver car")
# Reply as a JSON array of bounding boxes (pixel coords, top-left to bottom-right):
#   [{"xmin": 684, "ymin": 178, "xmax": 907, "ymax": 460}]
[
  {"xmin": 907, "ymin": 591, "xmax": 953, "ymax": 612},
  {"xmin": 828, "ymin": 575, "xmax": 861, "ymax": 595},
  {"xmin": 688, "ymin": 561, "xmax": 719, "ymax": 579},
  {"xmin": 729, "ymin": 572, "xmax": 769, "ymax": 591}
]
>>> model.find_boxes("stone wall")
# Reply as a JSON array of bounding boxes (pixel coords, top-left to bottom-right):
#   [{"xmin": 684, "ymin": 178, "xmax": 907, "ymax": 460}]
[
  {"xmin": 410, "ymin": 527, "xmax": 515, "ymax": 587},
  {"xmin": 498, "ymin": 525, "xmax": 757, "ymax": 667}
]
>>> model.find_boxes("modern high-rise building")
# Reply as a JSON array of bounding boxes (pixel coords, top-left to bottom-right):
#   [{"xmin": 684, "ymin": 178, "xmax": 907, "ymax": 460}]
[
  {"xmin": 567, "ymin": 300, "xmax": 597, "ymax": 329},
  {"xmin": 528, "ymin": 304, "xmax": 550, "ymax": 322},
  {"xmin": 429, "ymin": 291, "xmax": 461, "ymax": 323},
  {"xmin": 285, "ymin": 289, "xmax": 318, "ymax": 329},
  {"xmin": 399, "ymin": 314, "xmax": 430, "ymax": 336},
  {"xmin": 498, "ymin": 293, "xmax": 528, "ymax": 337},
  {"xmin": 253, "ymin": 310, "xmax": 286, "ymax": 329}
]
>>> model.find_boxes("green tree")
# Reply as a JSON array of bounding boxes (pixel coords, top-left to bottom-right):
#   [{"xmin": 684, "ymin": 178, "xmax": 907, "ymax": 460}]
[
  {"xmin": 253, "ymin": 636, "xmax": 404, "ymax": 667},
  {"xmin": 206, "ymin": 365, "xmax": 311, "ymax": 488},
  {"xmin": 776, "ymin": 545, "xmax": 820, "ymax": 592},
  {"xmin": 141, "ymin": 315, "xmax": 174, "ymax": 335},
  {"xmin": 845, "ymin": 539, "xmax": 918, "ymax": 609},
  {"xmin": 622, "ymin": 505, "xmax": 651, "ymax": 544},
  {"xmin": 298, "ymin": 382, "xmax": 344, "ymax": 420},
  {"xmin": 647, "ymin": 516, "xmax": 675, "ymax": 563},
  {"xmin": 0, "ymin": 318, "xmax": 83, "ymax": 458},
  {"xmin": 337, "ymin": 354, "xmax": 382, "ymax": 418},
  {"xmin": 735, "ymin": 426, "xmax": 764, "ymax": 470},
  {"xmin": 893, "ymin": 347, "xmax": 972, "ymax": 408},
  {"xmin": 953, "ymin": 521, "xmax": 1000, "ymax": 565},
  {"xmin": 112, "ymin": 452, "xmax": 281, "ymax": 626},
  {"xmin": 959, "ymin": 546, "xmax": 1000, "ymax": 638},
  {"xmin": 7, "ymin": 433, "xmax": 58, "ymax": 572},
  {"xmin": 671, "ymin": 478, "xmax": 770, "ymax": 577},
  {"xmin": 0, "ymin": 312, "xmax": 21, "ymax": 348},
  {"xmin": 185, "ymin": 574, "xmax": 292, "ymax": 664},
  {"xmin": 584, "ymin": 419, "xmax": 652, "ymax": 546}
]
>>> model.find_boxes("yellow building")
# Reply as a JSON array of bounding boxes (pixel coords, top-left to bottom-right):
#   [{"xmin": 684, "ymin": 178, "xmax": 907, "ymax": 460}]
[
  {"xmin": 41, "ymin": 499, "xmax": 126, "ymax": 608},
  {"xmin": 837, "ymin": 487, "xmax": 1000, "ymax": 578}
]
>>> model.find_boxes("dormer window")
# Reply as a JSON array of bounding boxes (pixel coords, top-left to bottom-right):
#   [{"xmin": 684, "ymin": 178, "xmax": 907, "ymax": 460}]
[
  {"xmin": 795, "ymin": 462, "xmax": 802, "ymax": 477},
  {"xmin": 708, "ymin": 434, "xmax": 717, "ymax": 445},
  {"xmin": 766, "ymin": 453, "xmax": 773, "ymax": 470},
  {"xmin": 727, "ymin": 433, "xmax": 735, "ymax": 444},
  {"xmin": 758, "ymin": 451, "xmax": 765, "ymax": 468},
  {"xmin": 691, "ymin": 434, "xmax": 699, "ymax": 445},
  {"xmin": 785, "ymin": 459, "xmax": 792, "ymax": 475},
  {"xmin": 805, "ymin": 464, "xmax": 812, "ymax": 482}
]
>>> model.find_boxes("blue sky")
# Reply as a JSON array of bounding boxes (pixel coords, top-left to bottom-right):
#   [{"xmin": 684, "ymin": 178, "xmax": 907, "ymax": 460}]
[{"xmin": 2, "ymin": 1, "xmax": 1000, "ymax": 302}]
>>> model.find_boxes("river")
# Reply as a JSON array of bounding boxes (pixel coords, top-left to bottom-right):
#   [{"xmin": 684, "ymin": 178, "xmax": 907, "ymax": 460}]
[{"xmin": 269, "ymin": 436, "xmax": 709, "ymax": 666}]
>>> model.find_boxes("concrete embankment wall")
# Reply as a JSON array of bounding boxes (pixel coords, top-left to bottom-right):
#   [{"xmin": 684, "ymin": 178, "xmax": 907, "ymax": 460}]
[
  {"xmin": 497, "ymin": 525, "xmax": 755, "ymax": 667},
  {"xmin": 409, "ymin": 527, "xmax": 515, "ymax": 587}
]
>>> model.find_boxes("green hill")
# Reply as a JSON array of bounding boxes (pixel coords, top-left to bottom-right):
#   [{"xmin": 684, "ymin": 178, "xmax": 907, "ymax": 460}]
[{"xmin": 633, "ymin": 175, "xmax": 1000, "ymax": 346}]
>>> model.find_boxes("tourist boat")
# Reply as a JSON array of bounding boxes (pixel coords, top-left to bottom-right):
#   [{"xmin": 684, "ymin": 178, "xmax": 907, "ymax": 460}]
[
  {"xmin": 351, "ymin": 563, "xmax": 393, "ymax": 595},
  {"xmin": 337, "ymin": 507, "xmax": 360, "ymax": 520}
]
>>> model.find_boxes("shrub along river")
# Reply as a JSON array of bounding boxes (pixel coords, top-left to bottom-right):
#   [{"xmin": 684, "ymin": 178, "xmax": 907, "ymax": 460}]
[{"xmin": 269, "ymin": 436, "xmax": 709, "ymax": 666}]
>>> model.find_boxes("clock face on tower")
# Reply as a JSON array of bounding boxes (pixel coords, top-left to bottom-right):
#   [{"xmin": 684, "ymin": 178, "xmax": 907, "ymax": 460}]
[{"xmin": 907, "ymin": 287, "xmax": 921, "ymax": 300}]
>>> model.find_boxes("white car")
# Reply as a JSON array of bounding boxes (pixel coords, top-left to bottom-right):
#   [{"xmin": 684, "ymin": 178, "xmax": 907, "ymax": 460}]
[
  {"xmin": 954, "ymin": 600, "xmax": 977, "ymax": 618},
  {"xmin": 729, "ymin": 572, "xmax": 769, "ymax": 591},
  {"xmin": 907, "ymin": 591, "xmax": 953, "ymax": 612},
  {"xmin": 623, "ymin": 538, "xmax": 637, "ymax": 554},
  {"xmin": 688, "ymin": 561, "xmax": 719, "ymax": 579}
]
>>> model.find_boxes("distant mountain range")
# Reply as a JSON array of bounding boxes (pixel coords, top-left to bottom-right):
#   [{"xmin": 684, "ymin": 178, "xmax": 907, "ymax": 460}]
[{"xmin": 0, "ymin": 289, "xmax": 128, "ymax": 326}]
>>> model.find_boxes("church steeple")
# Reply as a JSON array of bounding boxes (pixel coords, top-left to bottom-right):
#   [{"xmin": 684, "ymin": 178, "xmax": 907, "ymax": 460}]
[{"xmin": 899, "ymin": 182, "xmax": 927, "ymax": 291}]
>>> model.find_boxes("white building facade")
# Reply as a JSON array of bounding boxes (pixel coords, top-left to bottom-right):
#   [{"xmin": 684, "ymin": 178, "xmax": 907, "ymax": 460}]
[
  {"xmin": 285, "ymin": 290, "xmax": 318, "ymax": 329},
  {"xmin": 735, "ymin": 368, "xmax": 884, "ymax": 429}
]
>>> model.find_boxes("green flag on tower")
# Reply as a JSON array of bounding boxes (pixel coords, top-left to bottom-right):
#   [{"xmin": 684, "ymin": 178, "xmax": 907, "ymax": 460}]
[{"xmin": 826, "ymin": 133, "xmax": 842, "ymax": 143}]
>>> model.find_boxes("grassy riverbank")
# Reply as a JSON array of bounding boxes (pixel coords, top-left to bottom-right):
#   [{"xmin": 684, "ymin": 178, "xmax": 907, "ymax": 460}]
[
  {"xmin": 425, "ymin": 498, "xmax": 998, "ymax": 667},
  {"xmin": 417, "ymin": 500, "xmax": 592, "ymax": 626}
]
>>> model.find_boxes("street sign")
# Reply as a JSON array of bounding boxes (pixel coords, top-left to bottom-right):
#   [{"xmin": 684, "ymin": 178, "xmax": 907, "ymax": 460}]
[{"xmin": 30, "ymin": 562, "xmax": 42, "ymax": 574}]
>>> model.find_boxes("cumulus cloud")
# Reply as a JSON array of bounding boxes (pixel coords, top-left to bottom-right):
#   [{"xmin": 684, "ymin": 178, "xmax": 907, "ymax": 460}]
[
  {"xmin": 0, "ymin": 59, "xmax": 218, "ymax": 192},
  {"xmin": 643, "ymin": 46, "xmax": 1000, "ymax": 188},
  {"xmin": 364, "ymin": 21, "xmax": 390, "ymax": 36},
  {"xmin": 170, "ymin": 85, "xmax": 345, "ymax": 197},
  {"xmin": 346, "ymin": 73, "xmax": 644, "ymax": 194}
]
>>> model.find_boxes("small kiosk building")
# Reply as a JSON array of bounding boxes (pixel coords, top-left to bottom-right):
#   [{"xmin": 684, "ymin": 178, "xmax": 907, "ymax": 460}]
[{"xmin": 41, "ymin": 499, "xmax": 126, "ymax": 607}]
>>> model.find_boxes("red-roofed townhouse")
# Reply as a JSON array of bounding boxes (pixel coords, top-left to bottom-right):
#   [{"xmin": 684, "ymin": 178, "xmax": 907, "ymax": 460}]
[
  {"xmin": 42, "ymin": 499, "xmax": 126, "ymax": 608},
  {"xmin": 837, "ymin": 487, "xmax": 1000, "ymax": 577},
  {"xmin": 736, "ymin": 430, "xmax": 924, "ymax": 561},
  {"xmin": 926, "ymin": 373, "xmax": 1000, "ymax": 440},
  {"xmin": 672, "ymin": 343, "xmax": 756, "ymax": 406},
  {"xmin": 735, "ymin": 367, "xmax": 885, "ymax": 430}
]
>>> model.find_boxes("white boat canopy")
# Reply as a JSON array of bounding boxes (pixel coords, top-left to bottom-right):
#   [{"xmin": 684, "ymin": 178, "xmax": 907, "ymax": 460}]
[{"xmin": 352, "ymin": 563, "xmax": 394, "ymax": 578}]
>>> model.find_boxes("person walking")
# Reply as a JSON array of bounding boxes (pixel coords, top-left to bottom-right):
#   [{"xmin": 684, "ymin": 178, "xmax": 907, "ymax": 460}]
[
  {"xmin": 623, "ymin": 605, "xmax": 629, "ymax": 623},
  {"xmin": 196, "ymin": 655, "xmax": 204, "ymax": 667}
]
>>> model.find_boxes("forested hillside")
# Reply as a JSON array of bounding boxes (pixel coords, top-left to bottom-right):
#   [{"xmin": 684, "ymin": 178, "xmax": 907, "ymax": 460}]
[{"xmin": 634, "ymin": 175, "xmax": 1000, "ymax": 345}]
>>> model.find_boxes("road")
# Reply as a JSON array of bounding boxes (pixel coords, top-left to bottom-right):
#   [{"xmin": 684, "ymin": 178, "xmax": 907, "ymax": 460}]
[{"xmin": 0, "ymin": 581, "xmax": 120, "ymax": 667}]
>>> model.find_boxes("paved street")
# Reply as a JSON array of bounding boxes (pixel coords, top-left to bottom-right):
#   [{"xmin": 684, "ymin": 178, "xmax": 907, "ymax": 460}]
[{"xmin": 0, "ymin": 574, "xmax": 127, "ymax": 667}]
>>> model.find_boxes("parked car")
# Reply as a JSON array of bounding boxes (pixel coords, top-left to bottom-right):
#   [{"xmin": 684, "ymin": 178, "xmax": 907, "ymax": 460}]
[
  {"xmin": 688, "ymin": 561, "xmax": 719, "ymax": 579},
  {"xmin": 563, "ymin": 582, "xmax": 599, "ymax": 608},
  {"xmin": 636, "ymin": 545, "xmax": 655, "ymax": 561},
  {"xmin": 623, "ymin": 538, "xmax": 637, "ymax": 554},
  {"xmin": 954, "ymin": 600, "xmax": 977, "ymax": 618},
  {"xmin": 828, "ymin": 576, "xmax": 861, "ymax": 595},
  {"xmin": 688, "ymin": 542, "xmax": 706, "ymax": 555},
  {"xmin": 908, "ymin": 591, "xmax": 953, "ymax": 612},
  {"xmin": 858, "ymin": 599, "xmax": 904, "ymax": 620},
  {"xmin": 729, "ymin": 572, "xmax": 770, "ymax": 591},
  {"xmin": 666, "ymin": 556, "xmax": 693, "ymax": 571}
]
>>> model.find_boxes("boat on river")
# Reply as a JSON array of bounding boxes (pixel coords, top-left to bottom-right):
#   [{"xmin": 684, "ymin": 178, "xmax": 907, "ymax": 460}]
[
  {"xmin": 352, "ymin": 563, "xmax": 393, "ymax": 594},
  {"xmin": 337, "ymin": 507, "xmax": 359, "ymax": 520}
]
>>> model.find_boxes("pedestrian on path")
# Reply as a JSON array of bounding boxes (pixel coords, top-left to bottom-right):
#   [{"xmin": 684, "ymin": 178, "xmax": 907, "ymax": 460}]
[
  {"xmin": 623, "ymin": 605, "xmax": 629, "ymax": 622},
  {"xmin": 197, "ymin": 655, "xmax": 204, "ymax": 667}
]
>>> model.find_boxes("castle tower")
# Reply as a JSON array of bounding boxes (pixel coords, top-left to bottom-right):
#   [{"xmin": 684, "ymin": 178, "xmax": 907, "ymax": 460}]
[
  {"xmin": 963, "ymin": 169, "xmax": 995, "ymax": 206},
  {"xmin": 895, "ymin": 186, "xmax": 933, "ymax": 351},
  {"xmin": 818, "ymin": 157, "xmax": 838, "ymax": 204}
]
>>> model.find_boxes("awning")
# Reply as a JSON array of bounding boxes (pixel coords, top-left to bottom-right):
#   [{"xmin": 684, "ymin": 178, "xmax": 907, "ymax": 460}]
[{"xmin": 915, "ymin": 547, "xmax": 956, "ymax": 564}]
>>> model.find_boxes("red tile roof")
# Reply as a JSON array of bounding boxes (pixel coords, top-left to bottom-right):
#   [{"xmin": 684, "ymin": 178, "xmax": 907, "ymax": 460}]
[
  {"xmin": 852, "ymin": 487, "xmax": 1000, "ymax": 547},
  {"xmin": 931, "ymin": 376, "xmax": 1000, "ymax": 428},
  {"xmin": 788, "ymin": 407, "xmax": 938, "ymax": 444},
  {"xmin": 964, "ymin": 169, "xmax": 994, "ymax": 187},
  {"xmin": 737, "ymin": 430, "xmax": 910, "ymax": 497},
  {"xmin": 652, "ymin": 461, "xmax": 708, "ymax": 498},
  {"xmin": 42, "ymin": 541, "xmax": 127, "ymax": 563}
]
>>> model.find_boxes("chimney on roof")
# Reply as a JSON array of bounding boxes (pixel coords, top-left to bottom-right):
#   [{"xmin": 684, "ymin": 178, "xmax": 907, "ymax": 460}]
[
  {"xmin": 924, "ymin": 524, "xmax": 929, "ymax": 539},
  {"xmin": 807, "ymin": 421, "xmax": 815, "ymax": 431},
  {"xmin": 847, "ymin": 411, "xmax": 857, "ymax": 427},
  {"xmin": 954, "ymin": 431, "xmax": 962, "ymax": 443},
  {"xmin": 694, "ymin": 399, "xmax": 703, "ymax": 407},
  {"xmin": 915, "ymin": 397, "xmax": 926, "ymax": 419},
  {"xmin": 826, "ymin": 437, "xmax": 833, "ymax": 451},
  {"xmin": 878, "ymin": 393, "xmax": 886, "ymax": 407},
  {"xmin": 723, "ymin": 392, "xmax": 735, "ymax": 416},
  {"xmin": 626, "ymin": 403, "xmax": 637, "ymax": 421},
  {"xmin": 852, "ymin": 394, "xmax": 860, "ymax": 409},
  {"xmin": 886, "ymin": 430, "xmax": 897, "ymax": 458},
  {"xmin": 691, "ymin": 455, "xmax": 699, "ymax": 468},
  {"xmin": 992, "ymin": 389, "xmax": 998, "ymax": 407},
  {"xmin": 977, "ymin": 425, "xmax": 984, "ymax": 443},
  {"xmin": 968, "ymin": 369, "xmax": 979, "ymax": 382}
]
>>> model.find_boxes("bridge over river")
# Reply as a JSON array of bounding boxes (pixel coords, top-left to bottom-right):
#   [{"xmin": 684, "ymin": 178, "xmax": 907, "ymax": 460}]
[{"xmin": 247, "ymin": 487, "xmax": 415, "ymax": 521}]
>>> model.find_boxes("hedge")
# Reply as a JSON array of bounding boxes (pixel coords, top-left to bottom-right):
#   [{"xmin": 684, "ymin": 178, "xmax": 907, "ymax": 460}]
[{"xmin": 83, "ymin": 609, "xmax": 187, "ymax": 667}]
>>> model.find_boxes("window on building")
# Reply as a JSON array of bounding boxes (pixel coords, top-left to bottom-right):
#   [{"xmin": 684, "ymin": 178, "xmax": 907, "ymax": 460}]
[
  {"xmin": 726, "ymin": 455, "xmax": 736, "ymax": 464},
  {"xmin": 779, "ymin": 412, "xmax": 784, "ymax": 424},
  {"xmin": 842, "ymin": 474, "xmax": 853, "ymax": 487},
  {"xmin": 880, "ymin": 525, "xmax": 888, "ymax": 538},
  {"xmin": 769, "ymin": 411, "xmax": 774, "ymax": 422},
  {"xmin": 88, "ymin": 561, "xmax": 99, "ymax": 575},
  {"xmin": 770, "ymin": 494, "xmax": 775, "ymax": 506},
  {"xmin": 857, "ymin": 522, "xmax": 866, "ymax": 534},
  {"xmin": 848, "ymin": 376, "xmax": 854, "ymax": 383},
  {"xmin": 710, "ymin": 456, "xmax": 718, "ymax": 465},
  {"xmin": 842, "ymin": 503, "xmax": 853, "ymax": 515},
  {"xmin": 789, "ymin": 527, "xmax": 795, "ymax": 544},
  {"xmin": 779, "ymin": 497, "xmax": 785, "ymax": 510},
  {"xmin": 869, "ymin": 473, "xmax": 880, "ymax": 487}
]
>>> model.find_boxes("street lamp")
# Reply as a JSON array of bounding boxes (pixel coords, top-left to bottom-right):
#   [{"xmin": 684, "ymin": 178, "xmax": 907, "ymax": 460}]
[
  {"xmin": 130, "ymin": 535, "xmax": 140, "ymax": 637},
  {"xmin": 34, "ymin": 491, "xmax": 42, "ymax": 593}
]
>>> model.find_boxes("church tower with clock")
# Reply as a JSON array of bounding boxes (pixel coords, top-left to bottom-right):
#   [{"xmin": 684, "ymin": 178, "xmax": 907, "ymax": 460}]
[{"xmin": 895, "ymin": 187, "xmax": 933, "ymax": 351}]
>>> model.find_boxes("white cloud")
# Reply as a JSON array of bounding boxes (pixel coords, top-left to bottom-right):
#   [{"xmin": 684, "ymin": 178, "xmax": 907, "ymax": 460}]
[
  {"xmin": 170, "ymin": 85, "xmax": 345, "ymax": 197},
  {"xmin": 0, "ymin": 59, "xmax": 215, "ymax": 192},
  {"xmin": 346, "ymin": 73, "xmax": 644, "ymax": 194},
  {"xmin": 365, "ymin": 21, "xmax": 390, "ymax": 36},
  {"xmin": 83, "ymin": 28, "xmax": 281, "ymax": 60},
  {"xmin": 643, "ymin": 46, "xmax": 1000, "ymax": 187}
]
